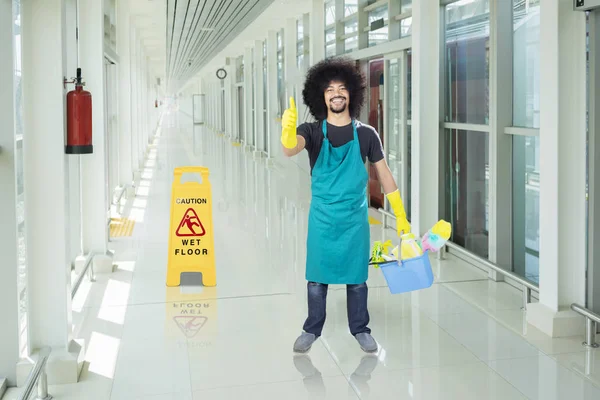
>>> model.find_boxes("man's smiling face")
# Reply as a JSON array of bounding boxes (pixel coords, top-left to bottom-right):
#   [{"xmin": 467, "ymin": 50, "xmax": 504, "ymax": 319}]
[{"xmin": 324, "ymin": 81, "xmax": 349, "ymax": 115}]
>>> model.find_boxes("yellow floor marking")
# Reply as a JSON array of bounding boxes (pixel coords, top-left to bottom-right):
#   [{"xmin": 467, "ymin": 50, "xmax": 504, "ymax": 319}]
[
  {"xmin": 369, "ymin": 216, "xmax": 381, "ymax": 225},
  {"xmin": 110, "ymin": 218, "xmax": 136, "ymax": 238}
]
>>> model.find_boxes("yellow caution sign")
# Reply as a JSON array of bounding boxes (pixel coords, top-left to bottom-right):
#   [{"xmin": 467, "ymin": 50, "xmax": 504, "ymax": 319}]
[{"xmin": 167, "ymin": 167, "xmax": 216, "ymax": 287}]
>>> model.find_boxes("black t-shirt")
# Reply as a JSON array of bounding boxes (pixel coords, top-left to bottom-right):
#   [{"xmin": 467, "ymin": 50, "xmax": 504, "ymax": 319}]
[{"xmin": 297, "ymin": 120, "xmax": 385, "ymax": 173}]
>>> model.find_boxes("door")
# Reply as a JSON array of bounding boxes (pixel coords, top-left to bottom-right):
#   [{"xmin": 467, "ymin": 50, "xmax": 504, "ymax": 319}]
[
  {"xmin": 383, "ymin": 50, "xmax": 412, "ymax": 219},
  {"xmin": 368, "ymin": 58, "xmax": 385, "ymax": 208}
]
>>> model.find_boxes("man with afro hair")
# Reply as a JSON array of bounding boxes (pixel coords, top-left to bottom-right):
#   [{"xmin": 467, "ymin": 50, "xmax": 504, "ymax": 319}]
[{"xmin": 281, "ymin": 57, "xmax": 411, "ymax": 354}]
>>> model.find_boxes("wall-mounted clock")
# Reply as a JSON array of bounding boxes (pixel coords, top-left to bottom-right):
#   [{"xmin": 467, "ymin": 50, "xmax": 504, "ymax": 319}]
[{"xmin": 216, "ymin": 68, "xmax": 227, "ymax": 80}]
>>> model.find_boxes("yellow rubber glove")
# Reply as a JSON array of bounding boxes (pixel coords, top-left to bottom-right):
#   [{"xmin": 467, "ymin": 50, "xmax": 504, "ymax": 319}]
[
  {"xmin": 281, "ymin": 97, "xmax": 298, "ymax": 149},
  {"xmin": 386, "ymin": 189, "xmax": 411, "ymax": 236}
]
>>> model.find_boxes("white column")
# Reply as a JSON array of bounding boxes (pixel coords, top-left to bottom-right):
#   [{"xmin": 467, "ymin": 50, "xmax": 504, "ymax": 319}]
[
  {"xmin": 141, "ymin": 54, "xmax": 146, "ymax": 151},
  {"xmin": 144, "ymin": 56, "xmax": 150, "ymax": 147},
  {"xmin": 138, "ymin": 43, "xmax": 145, "ymax": 164},
  {"xmin": 79, "ymin": 0, "xmax": 113, "ymax": 272},
  {"xmin": 117, "ymin": 0, "xmax": 133, "ymax": 197},
  {"xmin": 335, "ymin": 0, "xmax": 344, "ymax": 55},
  {"xmin": 528, "ymin": 0, "xmax": 587, "ymax": 337},
  {"xmin": 310, "ymin": 0, "xmax": 325, "ymax": 65},
  {"xmin": 140, "ymin": 50, "xmax": 147, "ymax": 154},
  {"xmin": 0, "ymin": 0, "xmax": 20, "ymax": 385},
  {"xmin": 267, "ymin": 30, "xmax": 278, "ymax": 158},
  {"xmin": 65, "ymin": 0, "xmax": 82, "ymax": 264},
  {"xmin": 410, "ymin": 0, "xmax": 440, "ymax": 236},
  {"xmin": 130, "ymin": 27, "xmax": 140, "ymax": 181},
  {"xmin": 254, "ymin": 40, "xmax": 265, "ymax": 151},
  {"xmin": 20, "ymin": 0, "xmax": 83, "ymax": 384},
  {"xmin": 224, "ymin": 60, "xmax": 233, "ymax": 138},
  {"xmin": 357, "ymin": 0, "xmax": 369, "ymax": 50},
  {"xmin": 487, "ymin": 0, "xmax": 513, "ymax": 277},
  {"xmin": 284, "ymin": 18, "xmax": 297, "ymax": 103},
  {"xmin": 244, "ymin": 47, "xmax": 253, "ymax": 147}
]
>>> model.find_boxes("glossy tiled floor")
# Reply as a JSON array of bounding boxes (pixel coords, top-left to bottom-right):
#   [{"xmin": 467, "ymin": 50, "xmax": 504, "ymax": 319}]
[{"xmin": 5, "ymin": 110, "xmax": 600, "ymax": 399}]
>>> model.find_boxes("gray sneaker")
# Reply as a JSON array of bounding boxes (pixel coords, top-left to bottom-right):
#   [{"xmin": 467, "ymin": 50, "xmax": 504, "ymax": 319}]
[
  {"xmin": 355, "ymin": 332, "xmax": 378, "ymax": 353},
  {"xmin": 293, "ymin": 332, "xmax": 317, "ymax": 353}
]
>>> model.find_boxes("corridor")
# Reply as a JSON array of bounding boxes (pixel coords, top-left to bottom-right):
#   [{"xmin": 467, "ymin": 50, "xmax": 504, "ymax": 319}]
[{"xmin": 5, "ymin": 110, "xmax": 600, "ymax": 400}]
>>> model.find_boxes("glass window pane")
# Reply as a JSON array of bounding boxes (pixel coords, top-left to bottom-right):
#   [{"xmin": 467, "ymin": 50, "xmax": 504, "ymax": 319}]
[
  {"xmin": 512, "ymin": 135, "xmax": 540, "ymax": 284},
  {"xmin": 263, "ymin": 46, "xmax": 267, "ymax": 142},
  {"xmin": 513, "ymin": 0, "xmax": 540, "ymax": 128},
  {"xmin": 345, "ymin": 17, "xmax": 358, "ymax": 35},
  {"xmin": 344, "ymin": 0, "xmax": 358, "ymax": 17},
  {"xmin": 236, "ymin": 55, "xmax": 244, "ymax": 83},
  {"xmin": 13, "ymin": 0, "xmax": 28, "ymax": 358},
  {"xmin": 326, "ymin": 27, "xmax": 336, "ymax": 43},
  {"xmin": 444, "ymin": 129, "xmax": 489, "ymax": 258},
  {"xmin": 407, "ymin": 51, "xmax": 412, "ymax": 121},
  {"xmin": 325, "ymin": 27, "xmax": 336, "ymax": 57},
  {"xmin": 297, "ymin": 19, "xmax": 304, "ymax": 41},
  {"xmin": 402, "ymin": 0, "xmax": 412, "ymax": 13},
  {"xmin": 400, "ymin": 17, "xmax": 412, "ymax": 38},
  {"xmin": 388, "ymin": 59, "xmax": 401, "ymax": 161},
  {"xmin": 326, "ymin": 43, "xmax": 336, "ymax": 58},
  {"xmin": 407, "ymin": 124, "xmax": 412, "ymax": 220},
  {"xmin": 345, "ymin": 17, "xmax": 358, "ymax": 53},
  {"xmin": 368, "ymin": 6, "xmax": 388, "ymax": 47},
  {"xmin": 277, "ymin": 50, "xmax": 285, "ymax": 116},
  {"xmin": 444, "ymin": 0, "xmax": 490, "ymax": 124},
  {"xmin": 345, "ymin": 36, "xmax": 358, "ymax": 54},
  {"xmin": 325, "ymin": 0, "xmax": 336, "ymax": 26}
]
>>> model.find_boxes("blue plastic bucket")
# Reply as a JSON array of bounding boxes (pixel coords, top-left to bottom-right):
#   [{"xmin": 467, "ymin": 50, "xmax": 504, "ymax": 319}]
[{"xmin": 378, "ymin": 251, "xmax": 434, "ymax": 294}]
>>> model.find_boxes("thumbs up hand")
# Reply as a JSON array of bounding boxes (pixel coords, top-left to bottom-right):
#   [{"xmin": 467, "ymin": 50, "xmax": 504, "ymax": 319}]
[{"xmin": 281, "ymin": 97, "xmax": 298, "ymax": 149}]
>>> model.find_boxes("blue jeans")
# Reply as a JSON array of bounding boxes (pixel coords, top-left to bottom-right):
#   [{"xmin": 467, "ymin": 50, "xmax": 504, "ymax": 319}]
[{"xmin": 302, "ymin": 281, "xmax": 371, "ymax": 337}]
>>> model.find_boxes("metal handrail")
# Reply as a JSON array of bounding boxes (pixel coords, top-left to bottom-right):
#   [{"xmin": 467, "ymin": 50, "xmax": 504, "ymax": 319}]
[
  {"xmin": 377, "ymin": 208, "xmax": 539, "ymax": 308},
  {"xmin": 18, "ymin": 347, "xmax": 52, "ymax": 400},
  {"xmin": 445, "ymin": 241, "xmax": 538, "ymax": 307},
  {"xmin": 571, "ymin": 303, "xmax": 600, "ymax": 348},
  {"xmin": 377, "ymin": 210, "xmax": 600, "ymax": 349},
  {"xmin": 71, "ymin": 253, "xmax": 95, "ymax": 299},
  {"xmin": 112, "ymin": 183, "xmax": 133, "ymax": 206}
]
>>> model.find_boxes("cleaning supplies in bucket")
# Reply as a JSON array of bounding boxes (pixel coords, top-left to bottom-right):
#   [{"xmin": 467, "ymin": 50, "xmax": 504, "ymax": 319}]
[
  {"xmin": 391, "ymin": 233, "xmax": 423, "ymax": 260},
  {"xmin": 368, "ymin": 219, "xmax": 452, "ymax": 294},
  {"xmin": 370, "ymin": 239, "xmax": 393, "ymax": 267},
  {"xmin": 421, "ymin": 220, "xmax": 452, "ymax": 252},
  {"xmin": 369, "ymin": 219, "xmax": 452, "ymax": 265}
]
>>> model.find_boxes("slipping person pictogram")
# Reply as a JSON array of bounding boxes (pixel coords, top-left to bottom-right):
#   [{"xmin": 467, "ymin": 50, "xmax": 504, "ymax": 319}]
[
  {"xmin": 176, "ymin": 208, "xmax": 206, "ymax": 237},
  {"xmin": 281, "ymin": 57, "xmax": 411, "ymax": 354}
]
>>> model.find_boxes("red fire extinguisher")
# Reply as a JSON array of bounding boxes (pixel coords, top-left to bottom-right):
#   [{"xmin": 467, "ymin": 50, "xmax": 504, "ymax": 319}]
[{"xmin": 66, "ymin": 68, "xmax": 93, "ymax": 154}]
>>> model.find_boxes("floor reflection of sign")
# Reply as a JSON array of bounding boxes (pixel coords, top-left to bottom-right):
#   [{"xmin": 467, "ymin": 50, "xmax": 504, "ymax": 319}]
[
  {"xmin": 173, "ymin": 316, "xmax": 207, "ymax": 338},
  {"xmin": 166, "ymin": 289, "xmax": 217, "ymax": 350},
  {"xmin": 175, "ymin": 208, "xmax": 206, "ymax": 237}
]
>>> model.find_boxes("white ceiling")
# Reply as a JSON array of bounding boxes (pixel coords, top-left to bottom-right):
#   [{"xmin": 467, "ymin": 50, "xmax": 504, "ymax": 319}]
[
  {"xmin": 126, "ymin": 0, "xmax": 313, "ymax": 93},
  {"xmin": 164, "ymin": 0, "xmax": 277, "ymax": 90},
  {"xmin": 195, "ymin": 0, "xmax": 312, "ymax": 83},
  {"xmin": 129, "ymin": 0, "xmax": 167, "ymax": 84}
]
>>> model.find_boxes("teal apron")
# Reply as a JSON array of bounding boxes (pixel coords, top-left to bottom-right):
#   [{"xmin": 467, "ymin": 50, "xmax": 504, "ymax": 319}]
[{"xmin": 306, "ymin": 120, "xmax": 370, "ymax": 284}]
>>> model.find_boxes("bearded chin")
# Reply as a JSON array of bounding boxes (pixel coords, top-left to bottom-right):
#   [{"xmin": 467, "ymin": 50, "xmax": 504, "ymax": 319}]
[{"xmin": 329, "ymin": 103, "xmax": 347, "ymax": 114}]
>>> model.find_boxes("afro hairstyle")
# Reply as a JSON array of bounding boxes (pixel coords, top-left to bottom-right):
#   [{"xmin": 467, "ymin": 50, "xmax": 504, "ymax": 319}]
[{"xmin": 301, "ymin": 57, "xmax": 366, "ymax": 121}]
